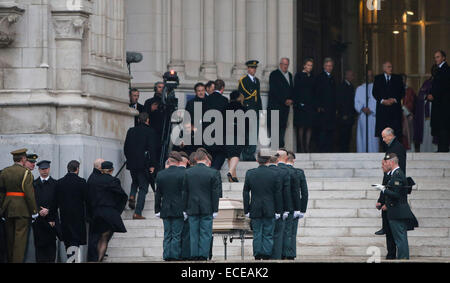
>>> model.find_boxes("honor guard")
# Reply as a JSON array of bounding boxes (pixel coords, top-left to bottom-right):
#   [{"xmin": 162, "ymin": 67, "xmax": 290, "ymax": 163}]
[
  {"xmin": 373, "ymin": 153, "xmax": 418, "ymax": 260},
  {"xmin": 239, "ymin": 60, "xmax": 262, "ymax": 161},
  {"xmin": 0, "ymin": 149, "xmax": 38, "ymax": 263},
  {"xmin": 25, "ymin": 153, "xmax": 39, "ymax": 171},
  {"xmin": 243, "ymin": 151, "xmax": 283, "ymax": 260}
]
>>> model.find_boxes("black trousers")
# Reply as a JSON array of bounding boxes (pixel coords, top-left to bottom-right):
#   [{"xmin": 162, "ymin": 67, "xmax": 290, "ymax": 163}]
[
  {"xmin": 338, "ymin": 122, "xmax": 354, "ymax": 153},
  {"xmin": 437, "ymin": 128, "xmax": 450, "ymax": 152},
  {"xmin": 87, "ymin": 224, "xmax": 100, "ymax": 262},
  {"xmin": 267, "ymin": 108, "xmax": 289, "ymax": 149},
  {"xmin": 210, "ymin": 150, "xmax": 226, "ymax": 171},
  {"xmin": 318, "ymin": 128, "xmax": 335, "ymax": 153},
  {"xmin": 35, "ymin": 243, "xmax": 56, "ymax": 263},
  {"xmin": 382, "ymin": 210, "xmax": 396, "ymax": 259}
]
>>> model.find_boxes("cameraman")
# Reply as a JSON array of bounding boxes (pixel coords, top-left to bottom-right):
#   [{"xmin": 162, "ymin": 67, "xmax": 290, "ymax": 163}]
[{"xmin": 124, "ymin": 112, "xmax": 158, "ymax": 220}]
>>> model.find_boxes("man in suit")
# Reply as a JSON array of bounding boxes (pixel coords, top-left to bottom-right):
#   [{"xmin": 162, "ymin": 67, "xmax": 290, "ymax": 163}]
[
  {"xmin": 86, "ymin": 158, "xmax": 104, "ymax": 262},
  {"xmin": 185, "ymin": 83, "xmax": 208, "ymax": 131},
  {"xmin": 182, "ymin": 149, "xmax": 221, "ymax": 260},
  {"xmin": 55, "ymin": 160, "xmax": 88, "ymax": 260},
  {"xmin": 375, "ymin": 127, "xmax": 407, "ymax": 236},
  {"xmin": 244, "ymin": 151, "xmax": 283, "ymax": 260},
  {"xmin": 32, "ymin": 160, "xmax": 58, "ymax": 263},
  {"xmin": 144, "ymin": 82, "xmax": 165, "ymax": 144},
  {"xmin": 205, "ymin": 81, "xmax": 215, "ymax": 96},
  {"xmin": 428, "ymin": 50, "xmax": 450, "ymax": 152},
  {"xmin": 205, "ymin": 79, "xmax": 229, "ymax": 170},
  {"xmin": 373, "ymin": 62, "xmax": 405, "ymax": 145},
  {"xmin": 129, "ymin": 88, "xmax": 144, "ymax": 126},
  {"xmin": 373, "ymin": 153, "xmax": 418, "ymax": 260},
  {"xmin": 337, "ymin": 70, "xmax": 357, "ymax": 152},
  {"xmin": 124, "ymin": 112, "xmax": 159, "ymax": 219},
  {"xmin": 155, "ymin": 152, "xmax": 185, "ymax": 261},
  {"xmin": 267, "ymin": 58, "xmax": 294, "ymax": 148},
  {"xmin": 286, "ymin": 151, "xmax": 308, "ymax": 260},
  {"xmin": 267, "ymin": 150, "xmax": 292, "ymax": 260},
  {"xmin": 0, "ymin": 149, "xmax": 38, "ymax": 263},
  {"xmin": 239, "ymin": 60, "xmax": 262, "ymax": 161},
  {"xmin": 314, "ymin": 58, "xmax": 337, "ymax": 153}
]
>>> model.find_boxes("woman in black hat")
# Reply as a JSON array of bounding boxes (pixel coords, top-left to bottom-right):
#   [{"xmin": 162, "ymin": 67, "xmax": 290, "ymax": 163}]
[
  {"xmin": 225, "ymin": 90, "xmax": 248, "ymax": 182},
  {"xmin": 92, "ymin": 161, "xmax": 128, "ymax": 262}
]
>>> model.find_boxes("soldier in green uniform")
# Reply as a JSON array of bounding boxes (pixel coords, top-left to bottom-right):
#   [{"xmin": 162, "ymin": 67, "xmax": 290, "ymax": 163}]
[
  {"xmin": 239, "ymin": 60, "xmax": 262, "ymax": 161},
  {"xmin": 25, "ymin": 153, "xmax": 38, "ymax": 171},
  {"xmin": 0, "ymin": 149, "xmax": 38, "ymax": 263},
  {"xmin": 373, "ymin": 153, "xmax": 418, "ymax": 260},
  {"xmin": 243, "ymin": 151, "xmax": 283, "ymax": 260},
  {"xmin": 155, "ymin": 152, "xmax": 185, "ymax": 261},
  {"xmin": 286, "ymin": 151, "xmax": 308, "ymax": 260}
]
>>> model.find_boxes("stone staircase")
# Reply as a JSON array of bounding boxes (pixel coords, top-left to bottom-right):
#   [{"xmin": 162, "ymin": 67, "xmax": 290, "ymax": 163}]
[{"xmin": 105, "ymin": 153, "xmax": 450, "ymax": 262}]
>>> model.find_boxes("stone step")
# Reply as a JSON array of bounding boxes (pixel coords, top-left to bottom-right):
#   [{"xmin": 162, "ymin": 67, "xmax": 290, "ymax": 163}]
[
  {"xmin": 220, "ymin": 160, "xmax": 450, "ymax": 170},
  {"xmin": 293, "ymin": 153, "xmax": 450, "ymax": 161}
]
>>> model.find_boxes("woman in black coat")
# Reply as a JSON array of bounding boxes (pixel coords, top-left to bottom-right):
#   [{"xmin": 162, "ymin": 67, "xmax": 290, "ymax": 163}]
[
  {"xmin": 225, "ymin": 91, "xmax": 248, "ymax": 182},
  {"xmin": 293, "ymin": 58, "xmax": 316, "ymax": 153},
  {"xmin": 92, "ymin": 161, "xmax": 128, "ymax": 262}
]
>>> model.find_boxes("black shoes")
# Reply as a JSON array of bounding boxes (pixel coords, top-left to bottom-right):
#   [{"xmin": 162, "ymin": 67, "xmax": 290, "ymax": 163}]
[
  {"xmin": 128, "ymin": 198, "xmax": 136, "ymax": 210},
  {"xmin": 375, "ymin": 229, "xmax": 385, "ymax": 235},
  {"xmin": 227, "ymin": 172, "xmax": 239, "ymax": 183}
]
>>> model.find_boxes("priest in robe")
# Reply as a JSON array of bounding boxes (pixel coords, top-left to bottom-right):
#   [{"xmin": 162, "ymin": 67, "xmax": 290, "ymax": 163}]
[{"xmin": 355, "ymin": 71, "xmax": 379, "ymax": 153}]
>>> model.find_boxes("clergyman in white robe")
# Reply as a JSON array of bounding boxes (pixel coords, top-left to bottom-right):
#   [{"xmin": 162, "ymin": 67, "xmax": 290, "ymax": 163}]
[{"xmin": 354, "ymin": 83, "xmax": 379, "ymax": 152}]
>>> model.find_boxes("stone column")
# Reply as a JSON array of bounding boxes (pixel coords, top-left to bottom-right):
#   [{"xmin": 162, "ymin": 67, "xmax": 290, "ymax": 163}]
[
  {"xmin": 200, "ymin": 0, "xmax": 217, "ymax": 79},
  {"xmin": 168, "ymin": 0, "xmax": 185, "ymax": 73},
  {"xmin": 52, "ymin": 12, "xmax": 89, "ymax": 91},
  {"xmin": 263, "ymin": 0, "xmax": 278, "ymax": 79},
  {"xmin": 232, "ymin": 0, "xmax": 247, "ymax": 78}
]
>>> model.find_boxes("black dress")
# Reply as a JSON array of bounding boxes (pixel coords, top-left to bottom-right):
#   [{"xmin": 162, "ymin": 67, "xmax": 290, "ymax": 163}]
[
  {"xmin": 92, "ymin": 174, "xmax": 128, "ymax": 234},
  {"xmin": 293, "ymin": 72, "xmax": 317, "ymax": 128},
  {"xmin": 225, "ymin": 101, "xmax": 248, "ymax": 159}
]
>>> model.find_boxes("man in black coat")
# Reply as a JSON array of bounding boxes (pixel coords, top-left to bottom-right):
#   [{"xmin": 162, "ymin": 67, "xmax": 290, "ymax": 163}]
[
  {"xmin": 0, "ymin": 169, "xmax": 6, "ymax": 263},
  {"xmin": 267, "ymin": 58, "xmax": 294, "ymax": 148},
  {"xmin": 373, "ymin": 62, "xmax": 405, "ymax": 144},
  {"xmin": 124, "ymin": 112, "xmax": 158, "ymax": 219},
  {"xmin": 155, "ymin": 152, "xmax": 185, "ymax": 261},
  {"xmin": 86, "ymin": 158, "xmax": 104, "ymax": 262},
  {"xmin": 55, "ymin": 160, "xmax": 88, "ymax": 258},
  {"xmin": 129, "ymin": 88, "xmax": 144, "ymax": 126},
  {"xmin": 177, "ymin": 153, "xmax": 191, "ymax": 261},
  {"xmin": 243, "ymin": 151, "xmax": 283, "ymax": 260},
  {"xmin": 205, "ymin": 79, "xmax": 229, "ymax": 170},
  {"xmin": 314, "ymin": 58, "xmax": 337, "ymax": 153},
  {"xmin": 32, "ymin": 160, "xmax": 58, "ymax": 263},
  {"xmin": 182, "ymin": 150, "xmax": 221, "ymax": 260},
  {"xmin": 428, "ymin": 50, "xmax": 450, "ymax": 152},
  {"xmin": 336, "ymin": 70, "xmax": 357, "ymax": 152}
]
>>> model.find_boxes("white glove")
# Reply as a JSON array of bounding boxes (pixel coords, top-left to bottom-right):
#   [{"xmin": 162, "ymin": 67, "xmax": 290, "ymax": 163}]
[
  {"xmin": 155, "ymin": 213, "xmax": 161, "ymax": 218},
  {"xmin": 293, "ymin": 211, "xmax": 301, "ymax": 218},
  {"xmin": 213, "ymin": 213, "xmax": 218, "ymax": 219},
  {"xmin": 372, "ymin": 184, "xmax": 385, "ymax": 193},
  {"xmin": 245, "ymin": 213, "xmax": 250, "ymax": 219},
  {"xmin": 183, "ymin": 212, "xmax": 188, "ymax": 221},
  {"xmin": 282, "ymin": 212, "xmax": 289, "ymax": 220},
  {"xmin": 275, "ymin": 213, "xmax": 281, "ymax": 220},
  {"xmin": 298, "ymin": 213, "xmax": 305, "ymax": 219},
  {"xmin": 31, "ymin": 213, "xmax": 39, "ymax": 223},
  {"xmin": 1, "ymin": 217, "xmax": 5, "ymax": 222}
]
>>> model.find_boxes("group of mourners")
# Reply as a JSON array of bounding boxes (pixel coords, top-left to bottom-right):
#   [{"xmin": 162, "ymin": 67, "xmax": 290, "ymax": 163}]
[{"xmin": 0, "ymin": 149, "xmax": 128, "ymax": 263}]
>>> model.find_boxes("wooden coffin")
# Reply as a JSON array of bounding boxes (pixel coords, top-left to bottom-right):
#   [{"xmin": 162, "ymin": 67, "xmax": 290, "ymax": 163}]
[{"xmin": 213, "ymin": 198, "xmax": 251, "ymax": 233}]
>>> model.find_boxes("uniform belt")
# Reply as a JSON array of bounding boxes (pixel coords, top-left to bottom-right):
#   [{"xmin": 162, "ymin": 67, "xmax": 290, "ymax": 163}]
[{"xmin": 6, "ymin": 192, "xmax": 25, "ymax": 197}]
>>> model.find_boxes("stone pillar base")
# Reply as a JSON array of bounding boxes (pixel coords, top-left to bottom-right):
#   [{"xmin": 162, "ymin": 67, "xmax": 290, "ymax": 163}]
[{"xmin": 200, "ymin": 63, "xmax": 218, "ymax": 80}]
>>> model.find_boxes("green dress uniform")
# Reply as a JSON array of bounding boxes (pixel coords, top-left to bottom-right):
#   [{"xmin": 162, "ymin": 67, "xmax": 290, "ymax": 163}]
[
  {"xmin": 290, "ymin": 167, "xmax": 308, "ymax": 259},
  {"xmin": 268, "ymin": 163, "xmax": 292, "ymax": 259},
  {"xmin": 383, "ymin": 167, "xmax": 419, "ymax": 260},
  {"xmin": 178, "ymin": 166, "xmax": 190, "ymax": 261},
  {"xmin": 239, "ymin": 60, "xmax": 262, "ymax": 161},
  {"xmin": 155, "ymin": 165, "xmax": 186, "ymax": 261},
  {"xmin": 278, "ymin": 163, "xmax": 297, "ymax": 259},
  {"xmin": 182, "ymin": 163, "xmax": 221, "ymax": 260},
  {"xmin": 243, "ymin": 165, "xmax": 283, "ymax": 259},
  {"xmin": 0, "ymin": 149, "xmax": 38, "ymax": 263}
]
